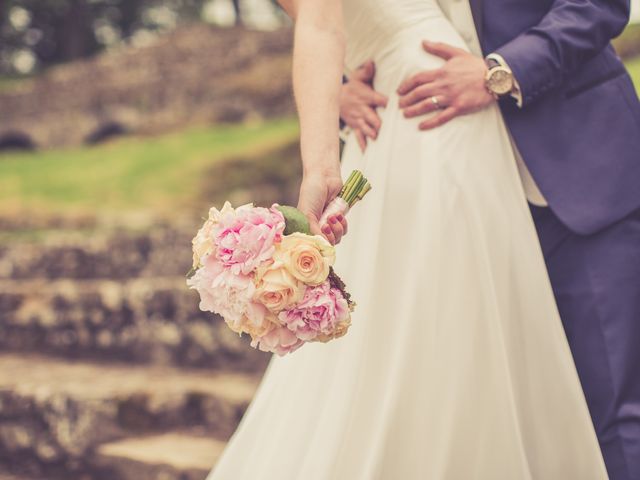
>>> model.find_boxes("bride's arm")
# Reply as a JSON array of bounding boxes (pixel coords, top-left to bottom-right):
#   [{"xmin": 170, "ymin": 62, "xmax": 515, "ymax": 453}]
[{"xmin": 279, "ymin": 0, "xmax": 348, "ymax": 245}]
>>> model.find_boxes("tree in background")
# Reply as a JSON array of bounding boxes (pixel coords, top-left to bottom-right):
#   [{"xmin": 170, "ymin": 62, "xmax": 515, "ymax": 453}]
[
  {"xmin": 0, "ymin": 0, "xmax": 243, "ymax": 75},
  {"xmin": 232, "ymin": 0, "xmax": 241, "ymax": 25}
]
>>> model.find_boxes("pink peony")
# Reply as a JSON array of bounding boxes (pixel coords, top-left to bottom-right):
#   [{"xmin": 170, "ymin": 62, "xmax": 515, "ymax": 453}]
[
  {"xmin": 213, "ymin": 204, "xmax": 285, "ymax": 275},
  {"xmin": 191, "ymin": 201, "xmax": 235, "ymax": 269},
  {"xmin": 251, "ymin": 325, "xmax": 304, "ymax": 356},
  {"xmin": 187, "ymin": 254, "xmax": 255, "ymax": 331},
  {"xmin": 278, "ymin": 281, "xmax": 350, "ymax": 342}
]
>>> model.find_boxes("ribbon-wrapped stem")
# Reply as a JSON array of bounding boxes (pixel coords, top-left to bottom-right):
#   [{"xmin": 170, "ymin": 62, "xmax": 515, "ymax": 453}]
[{"xmin": 319, "ymin": 170, "xmax": 372, "ymax": 227}]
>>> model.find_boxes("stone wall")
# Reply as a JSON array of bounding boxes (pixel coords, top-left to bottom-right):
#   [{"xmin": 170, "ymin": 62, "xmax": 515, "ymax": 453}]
[
  {"xmin": 0, "ymin": 227, "xmax": 269, "ymax": 371},
  {"xmin": 0, "ymin": 25, "xmax": 295, "ymax": 149}
]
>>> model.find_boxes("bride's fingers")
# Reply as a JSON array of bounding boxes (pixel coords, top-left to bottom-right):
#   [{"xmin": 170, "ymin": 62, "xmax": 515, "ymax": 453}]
[
  {"xmin": 305, "ymin": 212, "xmax": 323, "ymax": 237},
  {"xmin": 404, "ymin": 96, "xmax": 446, "ymax": 118},
  {"xmin": 327, "ymin": 215, "xmax": 345, "ymax": 244},
  {"xmin": 321, "ymin": 223, "xmax": 337, "ymax": 245},
  {"xmin": 337, "ymin": 215, "xmax": 348, "ymax": 236}
]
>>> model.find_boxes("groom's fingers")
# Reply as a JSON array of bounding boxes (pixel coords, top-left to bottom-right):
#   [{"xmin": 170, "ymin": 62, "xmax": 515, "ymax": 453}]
[
  {"xmin": 369, "ymin": 91, "xmax": 389, "ymax": 108},
  {"xmin": 358, "ymin": 118, "xmax": 378, "ymax": 140},
  {"xmin": 363, "ymin": 109, "xmax": 382, "ymax": 133},
  {"xmin": 397, "ymin": 70, "xmax": 439, "ymax": 96},
  {"xmin": 422, "ymin": 41, "xmax": 465, "ymax": 60},
  {"xmin": 418, "ymin": 106, "xmax": 458, "ymax": 130},
  {"xmin": 403, "ymin": 96, "xmax": 445, "ymax": 118},
  {"xmin": 355, "ymin": 130, "xmax": 367, "ymax": 152},
  {"xmin": 354, "ymin": 60, "xmax": 376, "ymax": 83},
  {"xmin": 398, "ymin": 83, "xmax": 438, "ymax": 108}
]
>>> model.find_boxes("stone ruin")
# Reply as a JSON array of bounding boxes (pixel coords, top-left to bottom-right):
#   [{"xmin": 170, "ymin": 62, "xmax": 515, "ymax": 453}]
[
  {"xmin": 0, "ymin": 222, "xmax": 270, "ymax": 480},
  {"xmin": 0, "ymin": 134, "xmax": 305, "ymax": 479},
  {"xmin": 0, "ymin": 24, "xmax": 295, "ymax": 150}
]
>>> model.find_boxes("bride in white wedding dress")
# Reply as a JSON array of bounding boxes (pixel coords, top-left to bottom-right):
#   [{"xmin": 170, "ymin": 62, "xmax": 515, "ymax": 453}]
[{"xmin": 208, "ymin": 0, "xmax": 608, "ymax": 478}]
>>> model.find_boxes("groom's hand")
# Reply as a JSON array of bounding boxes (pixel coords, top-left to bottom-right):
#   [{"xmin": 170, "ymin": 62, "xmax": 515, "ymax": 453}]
[
  {"xmin": 340, "ymin": 61, "xmax": 389, "ymax": 151},
  {"xmin": 397, "ymin": 41, "xmax": 495, "ymax": 130}
]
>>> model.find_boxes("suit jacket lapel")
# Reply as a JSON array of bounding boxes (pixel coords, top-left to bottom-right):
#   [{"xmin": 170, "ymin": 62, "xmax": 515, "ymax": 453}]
[{"xmin": 468, "ymin": 0, "xmax": 484, "ymax": 45}]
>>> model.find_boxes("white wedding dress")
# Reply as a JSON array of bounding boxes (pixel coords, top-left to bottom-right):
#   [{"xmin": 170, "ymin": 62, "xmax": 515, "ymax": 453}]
[{"xmin": 208, "ymin": 0, "xmax": 608, "ymax": 478}]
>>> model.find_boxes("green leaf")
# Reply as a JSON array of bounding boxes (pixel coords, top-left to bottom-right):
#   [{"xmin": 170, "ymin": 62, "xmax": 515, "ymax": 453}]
[
  {"xmin": 186, "ymin": 266, "xmax": 197, "ymax": 279},
  {"xmin": 276, "ymin": 205, "xmax": 311, "ymax": 235}
]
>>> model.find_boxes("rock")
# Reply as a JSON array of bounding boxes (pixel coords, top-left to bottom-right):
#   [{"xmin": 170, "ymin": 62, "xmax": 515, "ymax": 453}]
[
  {"xmin": 0, "ymin": 227, "xmax": 195, "ymax": 280},
  {"xmin": 0, "ymin": 278, "xmax": 269, "ymax": 371},
  {"xmin": 0, "ymin": 218, "xmax": 284, "ymax": 479},
  {"xmin": 92, "ymin": 432, "xmax": 225, "ymax": 480},
  {"xmin": 0, "ymin": 353, "xmax": 259, "ymax": 478},
  {"xmin": 0, "ymin": 131, "xmax": 36, "ymax": 152},
  {"xmin": 0, "ymin": 26, "xmax": 294, "ymax": 149}
]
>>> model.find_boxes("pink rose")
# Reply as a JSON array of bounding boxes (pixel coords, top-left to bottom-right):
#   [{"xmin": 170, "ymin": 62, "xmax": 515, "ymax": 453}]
[
  {"xmin": 213, "ymin": 205, "xmax": 285, "ymax": 275},
  {"xmin": 251, "ymin": 325, "xmax": 304, "ymax": 356},
  {"xmin": 278, "ymin": 281, "xmax": 351, "ymax": 342}
]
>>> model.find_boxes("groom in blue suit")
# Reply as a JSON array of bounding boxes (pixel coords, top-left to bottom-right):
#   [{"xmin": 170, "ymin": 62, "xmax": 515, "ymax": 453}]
[{"xmin": 339, "ymin": 0, "xmax": 640, "ymax": 478}]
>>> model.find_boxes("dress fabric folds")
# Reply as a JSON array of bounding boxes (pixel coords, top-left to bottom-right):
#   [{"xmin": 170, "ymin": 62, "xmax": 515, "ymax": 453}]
[{"xmin": 208, "ymin": 0, "xmax": 608, "ymax": 478}]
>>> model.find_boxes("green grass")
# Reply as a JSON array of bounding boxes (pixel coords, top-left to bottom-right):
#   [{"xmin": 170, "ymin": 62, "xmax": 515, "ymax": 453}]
[
  {"xmin": 0, "ymin": 75, "xmax": 32, "ymax": 92},
  {"xmin": 627, "ymin": 56, "xmax": 640, "ymax": 91},
  {"xmin": 0, "ymin": 52, "xmax": 638, "ymax": 223},
  {"xmin": 0, "ymin": 118, "xmax": 299, "ymax": 218},
  {"xmin": 614, "ymin": 23, "xmax": 640, "ymax": 59}
]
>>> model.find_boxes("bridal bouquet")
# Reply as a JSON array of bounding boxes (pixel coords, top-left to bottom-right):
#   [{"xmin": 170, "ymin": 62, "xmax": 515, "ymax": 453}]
[{"xmin": 187, "ymin": 170, "xmax": 372, "ymax": 356}]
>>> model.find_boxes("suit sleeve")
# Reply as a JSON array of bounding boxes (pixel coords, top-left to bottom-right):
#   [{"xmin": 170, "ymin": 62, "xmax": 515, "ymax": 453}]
[{"xmin": 494, "ymin": 0, "xmax": 630, "ymax": 107}]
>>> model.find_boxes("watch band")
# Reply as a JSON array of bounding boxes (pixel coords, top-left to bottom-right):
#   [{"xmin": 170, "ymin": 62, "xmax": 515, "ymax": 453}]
[
  {"xmin": 485, "ymin": 53, "xmax": 523, "ymax": 107},
  {"xmin": 485, "ymin": 58, "xmax": 501, "ymax": 70}
]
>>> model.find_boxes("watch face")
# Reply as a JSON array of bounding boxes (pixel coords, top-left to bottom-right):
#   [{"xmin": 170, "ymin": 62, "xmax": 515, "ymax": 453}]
[{"xmin": 488, "ymin": 68, "xmax": 514, "ymax": 96}]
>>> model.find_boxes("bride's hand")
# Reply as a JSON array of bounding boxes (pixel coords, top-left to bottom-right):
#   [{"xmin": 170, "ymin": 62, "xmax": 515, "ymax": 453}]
[{"xmin": 297, "ymin": 171, "xmax": 349, "ymax": 245}]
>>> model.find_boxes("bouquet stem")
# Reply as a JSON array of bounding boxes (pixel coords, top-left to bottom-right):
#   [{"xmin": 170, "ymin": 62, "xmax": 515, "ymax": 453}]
[{"xmin": 319, "ymin": 170, "xmax": 372, "ymax": 227}]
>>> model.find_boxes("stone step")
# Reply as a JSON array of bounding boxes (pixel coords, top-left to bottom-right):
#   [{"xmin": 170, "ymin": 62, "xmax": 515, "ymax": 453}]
[
  {"xmin": 91, "ymin": 431, "xmax": 224, "ymax": 480},
  {"xmin": 0, "ymin": 278, "xmax": 269, "ymax": 371},
  {"xmin": 0, "ymin": 227, "xmax": 192, "ymax": 280},
  {"xmin": 0, "ymin": 353, "xmax": 260, "ymax": 478},
  {"xmin": 0, "ymin": 473, "xmax": 42, "ymax": 480}
]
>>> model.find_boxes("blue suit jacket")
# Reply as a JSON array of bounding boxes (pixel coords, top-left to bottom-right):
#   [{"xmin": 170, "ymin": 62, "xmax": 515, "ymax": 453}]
[{"xmin": 469, "ymin": 0, "xmax": 640, "ymax": 234}]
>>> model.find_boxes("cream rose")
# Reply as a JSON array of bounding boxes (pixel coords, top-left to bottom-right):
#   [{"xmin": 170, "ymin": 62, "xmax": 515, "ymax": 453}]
[
  {"xmin": 254, "ymin": 261, "xmax": 305, "ymax": 312},
  {"xmin": 276, "ymin": 233, "xmax": 336, "ymax": 286}
]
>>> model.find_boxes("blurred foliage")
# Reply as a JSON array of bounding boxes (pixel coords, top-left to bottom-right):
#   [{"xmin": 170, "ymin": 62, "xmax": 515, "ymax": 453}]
[
  {"xmin": 0, "ymin": 118, "xmax": 298, "ymax": 218},
  {"xmin": 0, "ymin": 0, "xmax": 284, "ymax": 75},
  {"xmin": 0, "ymin": 0, "xmax": 196, "ymax": 74},
  {"xmin": 614, "ymin": 23, "xmax": 640, "ymax": 59},
  {"xmin": 628, "ymin": 55, "xmax": 640, "ymax": 90}
]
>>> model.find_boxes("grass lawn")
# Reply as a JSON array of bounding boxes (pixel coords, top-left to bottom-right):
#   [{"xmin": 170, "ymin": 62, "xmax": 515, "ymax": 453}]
[
  {"xmin": 627, "ymin": 55, "xmax": 640, "ymax": 91},
  {"xmin": 0, "ymin": 52, "xmax": 638, "ymax": 224},
  {"xmin": 0, "ymin": 118, "xmax": 298, "ymax": 219}
]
